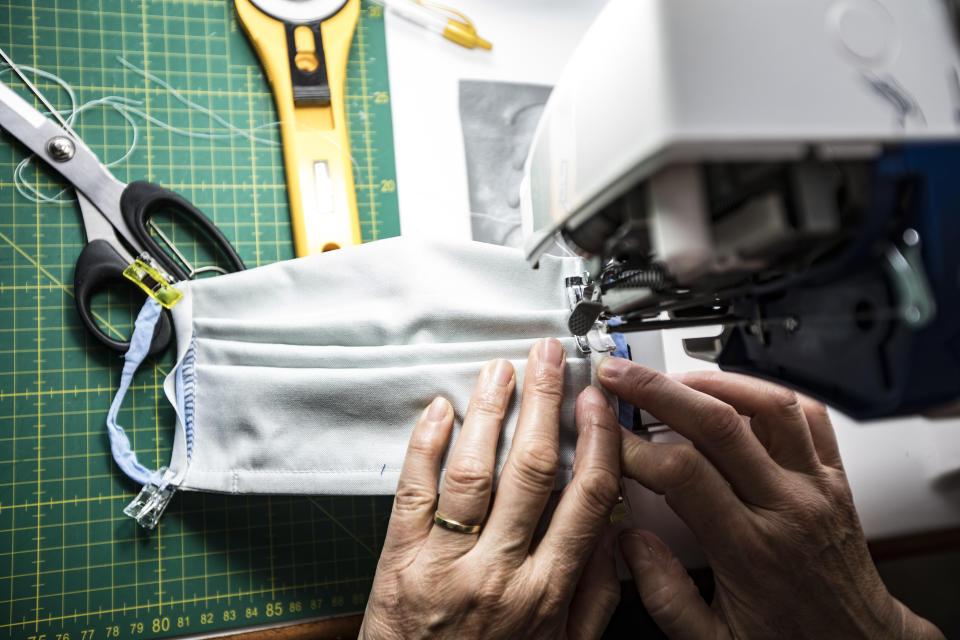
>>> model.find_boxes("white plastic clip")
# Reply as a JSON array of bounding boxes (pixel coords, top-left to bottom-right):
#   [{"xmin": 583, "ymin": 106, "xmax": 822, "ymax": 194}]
[{"xmin": 123, "ymin": 469, "xmax": 175, "ymax": 530}]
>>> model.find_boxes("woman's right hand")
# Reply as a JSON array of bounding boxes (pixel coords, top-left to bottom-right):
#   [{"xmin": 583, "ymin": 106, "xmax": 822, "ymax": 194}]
[{"xmin": 598, "ymin": 358, "xmax": 945, "ymax": 640}]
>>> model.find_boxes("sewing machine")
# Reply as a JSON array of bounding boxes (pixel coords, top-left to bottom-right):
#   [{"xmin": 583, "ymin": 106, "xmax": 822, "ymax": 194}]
[{"xmin": 520, "ymin": 0, "xmax": 960, "ymax": 421}]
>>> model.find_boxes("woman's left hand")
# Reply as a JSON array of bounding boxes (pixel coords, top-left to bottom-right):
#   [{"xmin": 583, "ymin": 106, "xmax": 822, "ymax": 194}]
[{"xmin": 360, "ymin": 338, "xmax": 623, "ymax": 640}]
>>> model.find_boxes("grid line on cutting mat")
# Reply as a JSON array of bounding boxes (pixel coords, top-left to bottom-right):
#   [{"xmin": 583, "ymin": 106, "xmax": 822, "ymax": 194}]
[{"xmin": 0, "ymin": 1, "xmax": 400, "ymax": 637}]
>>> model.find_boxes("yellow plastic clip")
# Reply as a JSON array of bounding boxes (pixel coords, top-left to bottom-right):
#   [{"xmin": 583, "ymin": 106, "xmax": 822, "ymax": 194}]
[{"xmin": 123, "ymin": 256, "xmax": 183, "ymax": 309}]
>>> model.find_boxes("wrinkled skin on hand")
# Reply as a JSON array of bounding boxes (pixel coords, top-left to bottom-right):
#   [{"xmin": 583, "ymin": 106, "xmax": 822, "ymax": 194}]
[
  {"xmin": 360, "ymin": 339, "xmax": 624, "ymax": 640},
  {"xmin": 597, "ymin": 358, "xmax": 946, "ymax": 640}
]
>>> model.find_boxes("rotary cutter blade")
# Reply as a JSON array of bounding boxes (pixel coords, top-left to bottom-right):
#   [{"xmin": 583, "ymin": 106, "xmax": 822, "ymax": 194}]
[{"xmin": 236, "ymin": 0, "xmax": 361, "ymax": 256}]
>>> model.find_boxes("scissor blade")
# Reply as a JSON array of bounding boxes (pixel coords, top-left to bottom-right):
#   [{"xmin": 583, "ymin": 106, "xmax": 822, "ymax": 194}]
[
  {"xmin": 0, "ymin": 79, "xmax": 145, "ymax": 255},
  {"xmin": 75, "ymin": 191, "xmax": 136, "ymax": 264},
  {"xmin": 0, "ymin": 47, "xmax": 79, "ymax": 138}
]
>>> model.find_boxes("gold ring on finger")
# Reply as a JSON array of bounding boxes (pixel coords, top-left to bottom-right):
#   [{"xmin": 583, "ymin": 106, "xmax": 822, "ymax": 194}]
[{"xmin": 434, "ymin": 511, "xmax": 482, "ymax": 534}]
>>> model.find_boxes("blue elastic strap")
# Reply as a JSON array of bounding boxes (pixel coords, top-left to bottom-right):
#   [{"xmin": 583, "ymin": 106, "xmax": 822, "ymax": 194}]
[
  {"xmin": 606, "ymin": 316, "xmax": 636, "ymax": 430},
  {"xmin": 105, "ymin": 299, "xmax": 166, "ymax": 486},
  {"xmin": 610, "ymin": 332, "xmax": 635, "ymax": 430}
]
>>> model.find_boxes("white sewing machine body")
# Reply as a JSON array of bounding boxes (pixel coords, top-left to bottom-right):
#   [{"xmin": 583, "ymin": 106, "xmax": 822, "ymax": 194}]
[{"xmin": 521, "ymin": 0, "xmax": 960, "ymax": 420}]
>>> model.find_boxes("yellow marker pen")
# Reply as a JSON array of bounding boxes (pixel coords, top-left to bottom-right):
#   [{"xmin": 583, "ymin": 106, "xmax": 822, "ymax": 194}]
[{"xmin": 373, "ymin": 0, "xmax": 491, "ymax": 50}]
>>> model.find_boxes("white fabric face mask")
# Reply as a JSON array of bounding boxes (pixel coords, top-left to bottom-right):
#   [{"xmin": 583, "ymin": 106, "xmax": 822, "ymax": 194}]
[{"xmin": 108, "ymin": 238, "xmax": 618, "ymax": 528}]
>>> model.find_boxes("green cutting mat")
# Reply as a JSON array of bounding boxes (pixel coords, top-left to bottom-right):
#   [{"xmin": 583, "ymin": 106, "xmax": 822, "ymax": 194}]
[{"xmin": 0, "ymin": 1, "xmax": 400, "ymax": 637}]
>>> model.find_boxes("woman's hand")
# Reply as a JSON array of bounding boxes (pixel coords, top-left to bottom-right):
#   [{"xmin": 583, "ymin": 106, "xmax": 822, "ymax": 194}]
[
  {"xmin": 360, "ymin": 339, "xmax": 623, "ymax": 640},
  {"xmin": 598, "ymin": 358, "xmax": 945, "ymax": 640}
]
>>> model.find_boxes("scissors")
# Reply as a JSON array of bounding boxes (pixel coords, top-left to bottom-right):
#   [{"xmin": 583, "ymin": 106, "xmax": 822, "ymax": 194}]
[{"xmin": 0, "ymin": 52, "xmax": 245, "ymax": 355}]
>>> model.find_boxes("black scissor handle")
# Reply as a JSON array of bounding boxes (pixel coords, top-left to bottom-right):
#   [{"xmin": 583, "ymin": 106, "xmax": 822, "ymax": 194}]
[
  {"xmin": 120, "ymin": 181, "xmax": 246, "ymax": 279},
  {"xmin": 74, "ymin": 238, "xmax": 173, "ymax": 356}
]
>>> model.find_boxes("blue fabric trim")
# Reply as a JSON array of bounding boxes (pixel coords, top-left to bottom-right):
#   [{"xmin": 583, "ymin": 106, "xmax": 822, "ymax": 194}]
[
  {"xmin": 609, "ymin": 322, "xmax": 636, "ymax": 431},
  {"xmin": 105, "ymin": 299, "xmax": 166, "ymax": 486},
  {"xmin": 175, "ymin": 333, "xmax": 198, "ymax": 461}
]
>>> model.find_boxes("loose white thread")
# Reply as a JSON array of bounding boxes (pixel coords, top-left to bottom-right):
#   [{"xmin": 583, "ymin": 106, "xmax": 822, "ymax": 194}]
[{"xmin": 2, "ymin": 59, "xmax": 283, "ymax": 204}]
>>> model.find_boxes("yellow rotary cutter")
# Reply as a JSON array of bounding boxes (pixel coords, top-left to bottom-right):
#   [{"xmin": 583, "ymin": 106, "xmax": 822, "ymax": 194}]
[{"xmin": 236, "ymin": 0, "xmax": 360, "ymax": 255}]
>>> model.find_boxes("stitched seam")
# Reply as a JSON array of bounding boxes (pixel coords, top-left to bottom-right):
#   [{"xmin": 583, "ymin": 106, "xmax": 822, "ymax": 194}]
[
  {"xmin": 194, "ymin": 352, "xmax": 591, "ymax": 372},
  {"xmin": 189, "ymin": 466, "xmax": 577, "ymax": 474},
  {"xmin": 180, "ymin": 331, "xmax": 199, "ymax": 462}
]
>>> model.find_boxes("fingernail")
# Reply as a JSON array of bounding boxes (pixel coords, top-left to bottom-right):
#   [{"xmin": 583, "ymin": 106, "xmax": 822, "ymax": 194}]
[
  {"xmin": 427, "ymin": 396, "xmax": 449, "ymax": 422},
  {"xmin": 541, "ymin": 338, "xmax": 564, "ymax": 368},
  {"xmin": 491, "ymin": 359, "xmax": 514, "ymax": 386},
  {"xmin": 598, "ymin": 356, "xmax": 629, "ymax": 379},
  {"xmin": 620, "ymin": 531, "xmax": 654, "ymax": 567}
]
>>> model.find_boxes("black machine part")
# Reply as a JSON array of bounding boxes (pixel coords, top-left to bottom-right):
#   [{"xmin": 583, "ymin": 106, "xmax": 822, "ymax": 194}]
[{"xmin": 572, "ymin": 146, "xmax": 960, "ymax": 421}]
